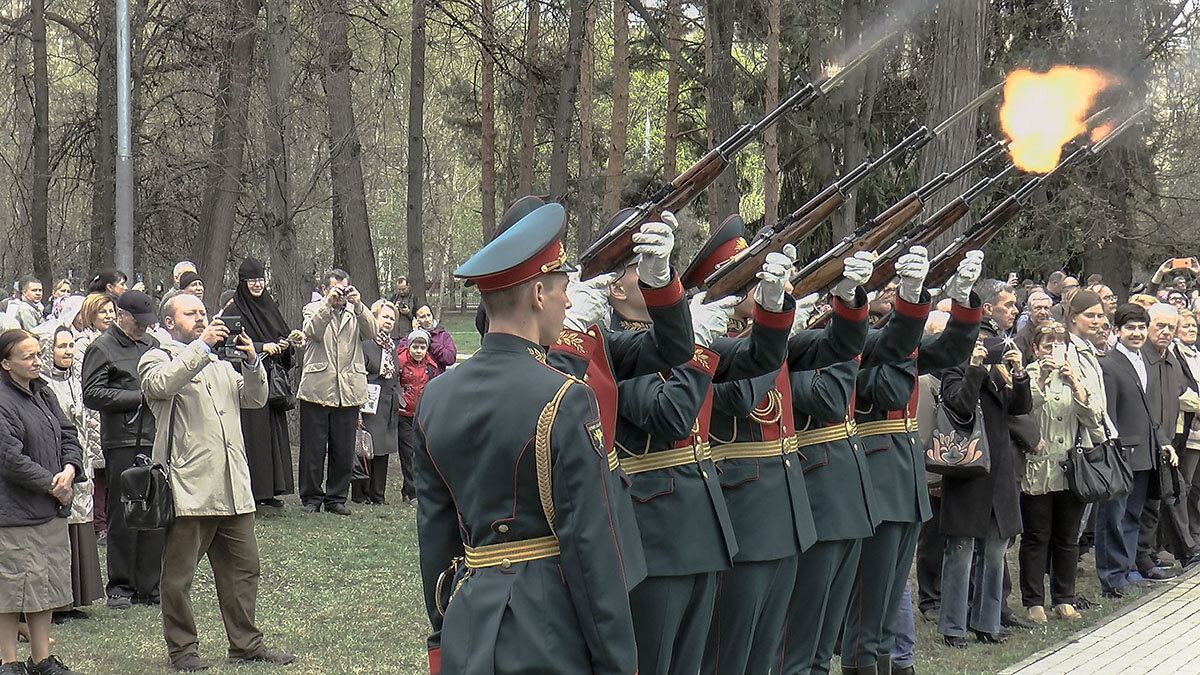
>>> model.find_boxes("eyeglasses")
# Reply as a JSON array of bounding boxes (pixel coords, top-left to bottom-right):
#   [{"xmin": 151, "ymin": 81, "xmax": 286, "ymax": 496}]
[{"xmin": 246, "ymin": 278, "xmax": 267, "ymax": 286}]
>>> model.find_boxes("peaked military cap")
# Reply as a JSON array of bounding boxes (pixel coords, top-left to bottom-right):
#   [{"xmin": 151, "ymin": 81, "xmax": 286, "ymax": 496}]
[
  {"xmin": 599, "ymin": 207, "xmax": 641, "ymax": 267},
  {"xmin": 681, "ymin": 214, "xmax": 748, "ymax": 291},
  {"xmin": 493, "ymin": 195, "xmax": 548, "ymax": 241},
  {"xmin": 457, "ymin": 202, "xmax": 573, "ymax": 293}
]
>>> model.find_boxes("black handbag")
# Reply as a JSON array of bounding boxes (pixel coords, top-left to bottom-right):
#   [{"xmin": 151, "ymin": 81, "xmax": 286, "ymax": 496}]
[
  {"xmin": 924, "ymin": 394, "xmax": 991, "ymax": 477},
  {"xmin": 1062, "ymin": 427, "xmax": 1134, "ymax": 503},
  {"xmin": 266, "ymin": 358, "xmax": 296, "ymax": 411},
  {"xmin": 120, "ymin": 398, "xmax": 177, "ymax": 531},
  {"xmin": 1157, "ymin": 443, "xmax": 1184, "ymax": 505}
]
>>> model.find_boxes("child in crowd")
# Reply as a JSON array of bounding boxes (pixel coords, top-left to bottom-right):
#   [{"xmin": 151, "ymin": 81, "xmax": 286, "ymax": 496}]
[{"xmin": 396, "ymin": 329, "xmax": 438, "ymax": 506}]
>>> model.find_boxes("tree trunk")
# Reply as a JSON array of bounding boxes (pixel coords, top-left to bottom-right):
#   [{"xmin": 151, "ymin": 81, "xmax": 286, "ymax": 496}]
[
  {"xmin": 548, "ymin": 0, "xmax": 587, "ymax": 204},
  {"xmin": 91, "ymin": 0, "xmax": 117, "ymax": 270},
  {"xmin": 602, "ymin": 0, "xmax": 631, "ymax": 216},
  {"xmin": 918, "ymin": 0, "xmax": 987, "ymax": 251},
  {"xmin": 704, "ymin": 0, "xmax": 737, "ymax": 223},
  {"xmin": 577, "ymin": 0, "xmax": 597, "ymax": 251},
  {"xmin": 30, "ymin": 0, "xmax": 51, "ymax": 285},
  {"xmin": 404, "ymin": 0, "xmax": 429, "ymax": 309},
  {"xmin": 480, "ymin": 0, "xmax": 497, "ymax": 241},
  {"xmin": 762, "ymin": 0, "xmax": 780, "ymax": 231},
  {"xmin": 516, "ymin": 0, "xmax": 540, "ymax": 197},
  {"xmin": 195, "ymin": 0, "xmax": 263, "ymax": 307},
  {"xmin": 319, "ymin": 0, "xmax": 382, "ymax": 305},
  {"xmin": 663, "ymin": 0, "xmax": 681, "ymax": 181},
  {"xmin": 834, "ymin": 0, "xmax": 881, "ymax": 240},
  {"xmin": 264, "ymin": 0, "xmax": 304, "ymax": 326}
]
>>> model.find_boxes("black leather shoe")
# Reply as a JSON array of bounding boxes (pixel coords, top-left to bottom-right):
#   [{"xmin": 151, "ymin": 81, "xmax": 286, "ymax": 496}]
[
  {"xmin": 1000, "ymin": 610, "xmax": 1036, "ymax": 630},
  {"xmin": 0, "ymin": 662, "xmax": 28, "ymax": 675},
  {"xmin": 974, "ymin": 630, "xmax": 1008, "ymax": 644},
  {"xmin": 1141, "ymin": 567, "xmax": 1175, "ymax": 581},
  {"xmin": 942, "ymin": 635, "xmax": 968, "ymax": 649},
  {"xmin": 105, "ymin": 595, "xmax": 132, "ymax": 610},
  {"xmin": 1181, "ymin": 552, "xmax": 1200, "ymax": 570},
  {"xmin": 1101, "ymin": 587, "xmax": 1127, "ymax": 599},
  {"xmin": 325, "ymin": 503, "xmax": 351, "ymax": 516},
  {"xmin": 301, "ymin": 503, "xmax": 320, "ymax": 513},
  {"xmin": 840, "ymin": 665, "xmax": 877, "ymax": 675},
  {"xmin": 26, "ymin": 656, "xmax": 78, "ymax": 675}
]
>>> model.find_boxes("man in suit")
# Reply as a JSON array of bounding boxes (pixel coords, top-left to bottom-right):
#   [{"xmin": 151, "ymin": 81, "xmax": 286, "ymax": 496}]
[
  {"xmin": 415, "ymin": 202, "xmax": 637, "ymax": 674},
  {"xmin": 1096, "ymin": 303, "xmax": 1180, "ymax": 596}
]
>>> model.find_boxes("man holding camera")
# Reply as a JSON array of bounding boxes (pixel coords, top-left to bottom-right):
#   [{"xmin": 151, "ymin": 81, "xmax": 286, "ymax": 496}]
[
  {"xmin": 139, "ymin": 294, "xmax": 293, "ymax": 671},
  {"xmin": 297, "ymin": 269, "xmax": 376, "ymax": 515}
]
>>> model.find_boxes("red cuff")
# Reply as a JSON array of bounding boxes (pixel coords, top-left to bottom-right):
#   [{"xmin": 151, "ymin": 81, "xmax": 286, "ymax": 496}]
[
  {"xmin": 832, "ymin": 295, "xmax": 869, "ymax": 322},
  {"xmin": 428, "ymin": 647, "xmax": 441, "ymax": 675},
  {"xmin": 950, "ymin": 299, "xmax": 982, "ymax": 324},
  {"xmin": 687, "ymin": 346, "xmax": 721, "ymax": 376},
  {"xmin": 752, "ymin": 304, "xmax": 794, "ymax": 331},
  {"xmin": 639, "ymin": 274, "xmax": 684, "ymax": 308},
  {"xmin": 894, "ymin": 295, "xmax": 931, "ymax": 320},
  {"xmin": 549, "ymin": 328, "xmax": 600, "ymax": 357}
]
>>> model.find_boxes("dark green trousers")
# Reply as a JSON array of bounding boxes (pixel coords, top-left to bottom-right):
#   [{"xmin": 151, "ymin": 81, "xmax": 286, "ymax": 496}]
[
  {"xmin": 701, "ymin": 556, "xmax": 797, "ymax": 674},
  {"xmin": 841, "ymin": 521, "xmax": 920, "ymax": 668},
  {"xmin": 780, "ymin": 539, "xmax": 861, "ymax": 675},
  {"xmin": 630, "ymin": 572, "xmax": 718, "ymax": 675}
]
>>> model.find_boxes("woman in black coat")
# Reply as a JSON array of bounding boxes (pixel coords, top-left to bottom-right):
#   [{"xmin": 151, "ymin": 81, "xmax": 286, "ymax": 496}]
[
  {"xmin": 352, "ymin": 300, "xmax": 400, "ymax": 505},
  {"xmin": 231, "ymin": 259, "xmax": 296, "ymax": 507},
  {"xmin": 936, "ymin": 334, "xmax": 1031, "ymax": 647}
]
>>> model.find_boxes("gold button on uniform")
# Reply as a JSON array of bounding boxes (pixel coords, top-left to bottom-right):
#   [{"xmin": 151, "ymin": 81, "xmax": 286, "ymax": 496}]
[
  {"xmin": 497, "ymin": 524, "xmax": 509, "ymax": 533},
  {"xmin": 702, "ymin": 470, "xmax": 709, "ymax": 479},
  {"xmin": 785, "ymin": 459, "xmax": 792, "ymax": 467},
  {"xmin": 501, "ymin": 559, "xmax": 511, "ymax": 569}
]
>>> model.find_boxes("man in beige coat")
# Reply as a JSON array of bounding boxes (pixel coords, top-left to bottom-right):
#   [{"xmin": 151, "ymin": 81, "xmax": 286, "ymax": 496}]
[
  {"xmin": 139, "ymin": 294, "xmax": 294, "ymax": 672},
  {"xmin": 297, "ymin": 269, "xmax": 375, "ymax": 515}
]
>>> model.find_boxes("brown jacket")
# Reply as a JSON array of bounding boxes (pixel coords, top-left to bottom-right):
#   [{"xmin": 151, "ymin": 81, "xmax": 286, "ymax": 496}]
[
  {"xmin": 139, "ymin": 340, "xmax": 267, "ymax": 517},
  {"xmin": 298, "ymin": 299, "xmax": 376, "ymax": 407}
]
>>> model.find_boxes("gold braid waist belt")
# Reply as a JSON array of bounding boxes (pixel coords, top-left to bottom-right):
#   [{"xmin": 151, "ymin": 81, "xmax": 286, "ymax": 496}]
[
  {"xmin": 619, "ymin": 442, "xmax": 711, "ymax": 475},
  {"xmin": 463, "ymin": 536, "xmax": 561, "ymax": 569},
  {"xmin": 709, "ymin": 437, "xmax": 799, "ymax": 461},
  {"xmin": 793, "ymin": 420, "xmax": 858, "ymax": 447},
  {"xmin": 855, "ymin": 418, "xmax": 919, "ymax": 438}
]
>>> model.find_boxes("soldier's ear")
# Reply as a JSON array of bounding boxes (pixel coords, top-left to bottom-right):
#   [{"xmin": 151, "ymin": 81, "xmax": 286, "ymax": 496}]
[{"xmin": 531, "ymin": 280, "xmax": 546, "ymax": 311}]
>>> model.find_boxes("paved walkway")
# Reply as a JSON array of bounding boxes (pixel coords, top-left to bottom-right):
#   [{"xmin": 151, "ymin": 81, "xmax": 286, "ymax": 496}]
[{"xmin": 1003, "ymin": 570, "xmax": 1200, "ymax": 674}]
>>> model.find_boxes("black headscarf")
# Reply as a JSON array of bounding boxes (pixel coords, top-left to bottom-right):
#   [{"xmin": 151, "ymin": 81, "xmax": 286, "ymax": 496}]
[{"xmin": 231, "ymin": 258, "xmax": 290, "ymax": 342}]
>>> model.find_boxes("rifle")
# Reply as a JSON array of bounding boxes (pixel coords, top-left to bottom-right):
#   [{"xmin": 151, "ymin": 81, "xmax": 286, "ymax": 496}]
[
  {"xmin": 703, "ymin": 82, "xmax": 1005, "ymax": 299},
  {"xmin": 577, "ymin": 33, "xmax": 895, "ymax": 280},
  {"xmin": 785, "ymin": 137, "xmax": 1008, "ymax": 300},
  {"xmin": 925, "ymin": 107, "xmax": 1147, "ymax": 287}
]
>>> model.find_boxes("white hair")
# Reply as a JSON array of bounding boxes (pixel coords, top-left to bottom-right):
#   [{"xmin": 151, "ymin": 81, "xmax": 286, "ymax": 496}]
[
  {"xmin": 173, "ymin": 260, "xmax": 197, "ymax": 278},
  {"xmin": 1149, "ymin": 302, "xmax": 1179, "ymax": 322},
  {"xmin": 1028, "ymin": 291, "xmax": 1051, "ymax": 306}
]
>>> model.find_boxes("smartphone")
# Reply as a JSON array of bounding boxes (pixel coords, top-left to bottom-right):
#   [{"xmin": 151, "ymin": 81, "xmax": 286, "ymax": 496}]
[
  {"xmin": 982, "ymin": 337, "xmax": 1006, "ymax": 365},
  {"xmin": 1007, "ymin": 272, "xmax": 1020, "ymax": 284},
  {"xmin": 1051, "ymin": 343, "xmax": 1067, "ymax": 365},
  {"xmin": 1173, "ymin": 258, "xmax": 1193, "ymax": 269}
]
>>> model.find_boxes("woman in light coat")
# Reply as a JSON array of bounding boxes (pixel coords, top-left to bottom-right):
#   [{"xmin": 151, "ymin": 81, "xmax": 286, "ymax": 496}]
[{"xmin": 70, "ymin": 294, "xmax": 116, "ymax": 539}]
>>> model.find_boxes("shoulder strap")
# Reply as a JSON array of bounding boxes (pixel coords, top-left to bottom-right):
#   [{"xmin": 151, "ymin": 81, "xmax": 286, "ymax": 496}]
[{"xmin": 534, "ymin": 379, "xmax": 574, "ymax": 537}]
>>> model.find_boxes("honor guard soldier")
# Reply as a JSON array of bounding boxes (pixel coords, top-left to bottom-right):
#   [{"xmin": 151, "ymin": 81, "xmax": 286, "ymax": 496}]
[
  {"xmin": 838, "ymin": 251, "xmax": 984, "ymax": 675},
  {"xmin": 617, "ymin": 215, "xmax": 796, "ymax": 675},
  {"xmin": 699, "ymin": 216, "xmax": 872, "ymax": 675},
  {"xmin": 477, "ymin": 196, "xmax": 696, "ymax": 592},
  {"xmin": 414, "ymin": 203, "xmax": 637, "ymax": 675}
]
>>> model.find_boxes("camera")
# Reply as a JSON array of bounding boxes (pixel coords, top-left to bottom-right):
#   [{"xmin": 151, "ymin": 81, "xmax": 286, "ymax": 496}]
[{"xmin": 219, "ymin": 315, "xmax": 246, "ymax": 361}]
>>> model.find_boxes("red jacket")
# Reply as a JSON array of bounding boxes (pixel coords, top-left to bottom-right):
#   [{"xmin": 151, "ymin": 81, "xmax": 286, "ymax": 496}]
[{"xmin": 396, "ymin": 349, "xmax": 438, "ymax": 417}]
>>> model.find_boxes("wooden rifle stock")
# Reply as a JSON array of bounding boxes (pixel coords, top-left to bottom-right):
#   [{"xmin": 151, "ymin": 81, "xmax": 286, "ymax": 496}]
[
  {"xmin": 702, "ymin": 187, "xmax": 847, "ymax": 300},
  {"xmin": 790, "ymin": 193, "xmax": 925, "ymax": 299},
  {"xmin": 925, "ymin": 198, "xmax": 1018, "ymax": 288},
  {"xmin": 579, "ymin": 150, "xmax": 728, "ymax": 279}
]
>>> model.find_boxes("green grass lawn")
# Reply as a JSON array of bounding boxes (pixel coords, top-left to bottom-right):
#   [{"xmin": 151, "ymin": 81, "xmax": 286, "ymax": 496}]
[
  {"xmin": 440, "ymin": 312, "xmax": 479, "ymax": 357},
  {"xmin": 40, "ymin": 454, "xmax": 1151, "ymax": 674}
]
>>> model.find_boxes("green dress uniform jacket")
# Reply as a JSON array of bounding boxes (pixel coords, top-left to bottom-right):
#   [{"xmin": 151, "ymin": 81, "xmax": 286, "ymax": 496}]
[
  {"xmin": 414, "ymin": 333, "xmax": 637, "ymax": 675},
  {"xmin": 546, "ymin": 273, "xmax": 692, "ymax": 589}
]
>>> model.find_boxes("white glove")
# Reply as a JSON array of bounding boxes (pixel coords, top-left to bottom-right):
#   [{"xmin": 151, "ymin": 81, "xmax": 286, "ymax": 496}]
[
  {"xmin": 563, "ymin": 271, "xmax": 617, "ymax": 332},
  {"xmin": 944, "ymin": 250, "xmax": 984, "ymax": 305},
  {"xmin": 691, "ymin": 292, "xmax": 741, "ymax": 348},
  {"xmin": 831, "ymin": 251, "xmax": 875, "ymax": 303},
  {"xmin": 790, "ymin": 292, "xmax": 820, "ymax": 338},
  {"xmin": 633, "ymin": 212, "xmax": 677, "ymax": 289},
  {"xmin": 895, "ymin": 245, "xmax": 930, "ymax": 304},
  {"xmin": 753, "ymin": 243, "xmax": 797, "ymax": 313}
]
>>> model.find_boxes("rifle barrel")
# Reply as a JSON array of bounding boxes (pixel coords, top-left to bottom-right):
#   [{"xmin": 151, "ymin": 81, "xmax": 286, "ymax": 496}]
[{"xmin": 931, "ymin": 82, "xmax": 1005, "ymax": 136}]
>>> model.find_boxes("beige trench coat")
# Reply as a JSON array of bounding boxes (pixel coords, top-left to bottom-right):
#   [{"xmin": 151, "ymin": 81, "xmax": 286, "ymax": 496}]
[
  {"xmin": 297, "ymin": 299, "xmax": 376, "ymax": 407},
  {"xmin": 138, "ymin": 339, "xmax": 267, "ymax": 517}
]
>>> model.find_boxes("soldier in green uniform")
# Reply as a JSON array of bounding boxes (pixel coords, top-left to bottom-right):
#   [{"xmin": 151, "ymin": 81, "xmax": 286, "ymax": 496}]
[
  {"xmin": 700, "ymin": 216, "xmax": 873, "ymax": 675},
  {"xmin": 617, "ymin": 215, "xmax": 797, "ymax": 675},
  {"xmin": 415, "ymin": 203, "xmax": 637, "ymax": 675},
  {"xmin": 777, "ymin": 249, "xmax": 885, "ymax": 675},
  {"xmin": 478, "ymin": 196, "xmax": 696, "ymax": 593},
  {"xmin": 838, "ymin": 251, "xmax": 984, "ymax": 675}
]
